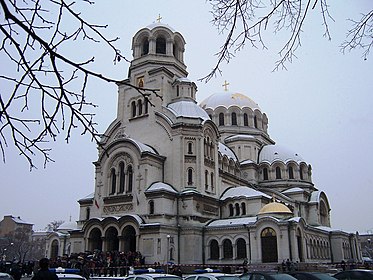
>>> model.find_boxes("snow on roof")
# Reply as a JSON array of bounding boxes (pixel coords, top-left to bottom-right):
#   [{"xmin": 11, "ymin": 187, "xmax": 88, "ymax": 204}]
[
  {"xmin": 218, "ymin": 142, "xmax": 238, "ymax": 161},
  {"xmin": 225, "ymin": 134, "xmax": 255, "ymax": 142},
  {"xmin": 57, "ymin": 221, "xmax": 78, "ymax": 231},
  {"xmin": 146, "ymin": 182, "xmax": 177, "ymax": 193},
  {"xmin": 11, "ymin": 216, "xmax": 33, "ymax": 225},
  {"xmin": 259, "ymin": 144, "xmax": 305, "ymax": 164},
  {"xmin": 282, "ymin": 187, "xmax": 305, "ymax": 194},
  {"xmin": 309, "ymin": 190, "xmax": 321, "ymax": 202},
  {"xmin": 175, "ymin": 77, "xmax": 191, "ymax": 83},
  {"xmin": 167, "ymin": 100, "xmax": 210, "ymax": 121},
  {"xmin": 180, "ymin": 188, "xmax": 201, "ymax": 195},
  {"xmin": 240, "ymin": 159, "xmax": 255, "ymax": 165},
  {"xmin": 129, "ymin": 138, "xmax": 158, "ymax": 154},
  {"xmin": 146, "ymin": 22, "xmax": 176, "ymax": 32},
  {"xmin": 206, "ymin": 216, "xmax": 257, "ymax": 227},
  {"xmin": 221, "ymin": 186, "xmax": 271, "ymax": 200},
  {"xmin": 200, "ymin": 92, "xmax": 261, "ymax": 111}
]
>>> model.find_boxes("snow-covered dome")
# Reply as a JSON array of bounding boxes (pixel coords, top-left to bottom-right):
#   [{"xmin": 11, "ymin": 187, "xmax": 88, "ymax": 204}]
[
  {"xmin": 221, "ymin": 186, "xmax": 271, "ymax": 200},
  {"xmin": 57, "ymin": 221, "xmax": 77, "ymax": 231},
  {"xmin": 200, "ymin": 91, "xmax": 261, "ymax": 111},
  {"xmin": 167, "ymin": 100, "xmax": 210, "ymax": 121},
  {"xmin": 146, "ymin": 22, "xmax": 176, "ymax": 32},
  {"xmin": 259, "ymin": 144, "xmax": 305, "ymax": 164}
]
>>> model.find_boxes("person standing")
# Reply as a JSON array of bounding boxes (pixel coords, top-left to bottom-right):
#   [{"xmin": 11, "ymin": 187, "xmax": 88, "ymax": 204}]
[{"xmin": 31, "ymin": 258, "xmax": 59, "ymax": 280}]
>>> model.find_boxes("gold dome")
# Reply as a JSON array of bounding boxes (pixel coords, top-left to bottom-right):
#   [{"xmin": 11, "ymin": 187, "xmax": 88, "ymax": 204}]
[{"xmin": 258, "ymin": 201, "xmax": 292, "ymax": 215}]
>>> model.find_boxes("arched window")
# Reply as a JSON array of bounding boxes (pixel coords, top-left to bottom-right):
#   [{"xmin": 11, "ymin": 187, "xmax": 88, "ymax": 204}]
[
  {"xmin": 276, "ymin": 166, "xmax": 282, "ymax": 179},
  {"xmin": 138, "ymin": 99, "xmax": 143, "ymax": 115},
  {"xmin": 110, "ymin": 168, "xmax": 116, "ymax": 194},
  {"xmin": 144, "ymin": 98, "xmax": 149, "ymax": 114},
  {"xmin": 149, "ymin": 200, "xmax": 154, "ymax": 214},
  {"xmin": 210, "ymin": 240, "xmax": 219, "ymax": 260},
  {"xmin": 142, "ymin": 38, "xmax": 149, "ymax": 55},
  {"xmin": 231, "ymin": 112, "xmax": 237, "ymax": 125},
  {"xmin": 131, "ymin": 101, "xmax": 136, "ymax": 118},
  {"xmin": 235, "ymin": 203, "xmax": 240, "ymax": 216},
  {"xmin": 187, "ymin": 168, "xmax": 193, "ymax": 185},
  {"xmin": 300, "ymin": 166, "xmax": 304, "ymax": 180},
  {"xmin": 188, "ymin": 142, "xmax": 193, "ymax": 154},
  {"xmin": 263, "ymin": 167, "xmax": 268, "ymax": 180},
  {"xmin": 219, "ymin": 113, "xmax": 224, "ymax": 126},
  {"xmin": 254, "ymin": 115, "xmax": 258, "ymax": 128},
  {"xmin": 241, "ymin": 202, "xmax": 246, "ymax": 215},
  {"xmin": 243, "ymin": 113, "xmax": 249, "ymax": 126},
  {"xmin": 156, "ymin": 36, "xmax": 166, "ymax": 54},
  {"xmin": 205, "ymin": 170, "xmax": 208, "ymax": 190},
  {"xmin": 127, "ymin": 165, "xmax": 133, "ymax": 192},
  {"xmin": 223, "ymin": 239, "xmax": 233, "ymax": 259},
  {"xmin": 288, "ymin": 166, "xmax": 294, "ymax": 179},
  {"xmin": 229, "ymin": 204, "xmax": 234, "ymax": 216},
  {"xmin": 237, "ymin": 238, "xmax": 247, "ymax": 259},
  {"xmin": 119, "ymin": 162, "xmax": 125, "ymax": 193},
  {"xmin": 210, "ymin": 172, "xmax": 214, "ymax": 191}
]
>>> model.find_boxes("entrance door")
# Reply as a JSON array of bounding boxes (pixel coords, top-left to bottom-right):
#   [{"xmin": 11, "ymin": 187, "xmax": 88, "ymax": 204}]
[
  {"xmin": 261, "ymin": 227, "xmax": 278, "ymax": 263},
  {"xmin": 122, "ymin": 225, "xmax": 136, "ymax": 252}
]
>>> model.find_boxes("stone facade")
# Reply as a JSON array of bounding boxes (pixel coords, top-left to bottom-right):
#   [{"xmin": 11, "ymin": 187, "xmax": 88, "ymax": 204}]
[{"xmin": 65, "ymin": 22, "xmax": 361, "ymax": 266}]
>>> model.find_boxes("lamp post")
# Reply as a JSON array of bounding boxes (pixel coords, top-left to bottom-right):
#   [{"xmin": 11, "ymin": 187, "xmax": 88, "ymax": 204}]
[
  {"xmin": 166, "ymin": 235, "xmax": 170, "ymax": 274},
  {"xmin": 1, "ymin": 242, "xmax": 14, "ymax": 261}
]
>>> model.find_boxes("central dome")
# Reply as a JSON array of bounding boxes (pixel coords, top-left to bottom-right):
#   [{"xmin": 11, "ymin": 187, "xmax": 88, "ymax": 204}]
[{"xmin": 200, "ymin": 91, "xmax": 260, "ymax": 111}]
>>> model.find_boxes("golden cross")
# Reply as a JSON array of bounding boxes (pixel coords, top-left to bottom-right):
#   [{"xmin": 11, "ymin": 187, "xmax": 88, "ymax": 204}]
[
  {"xmin": 157, "ymin": 14, "xmax": 162, "ymax": 23},
  {"xmin": 222, "ymin": 80, "xmax": 230, "ymax": 91}
]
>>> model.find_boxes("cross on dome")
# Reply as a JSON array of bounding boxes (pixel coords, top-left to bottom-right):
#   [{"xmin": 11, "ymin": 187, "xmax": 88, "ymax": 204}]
[
  {"xmin": 222, "ymin": 80, "xmax": 230, "ymax": 91},
  {"xmin": 156, "ymin": 14, "xmax": 162, "ymax": 23}
]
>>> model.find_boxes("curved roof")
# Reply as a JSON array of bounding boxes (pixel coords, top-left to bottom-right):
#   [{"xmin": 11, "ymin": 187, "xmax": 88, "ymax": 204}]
[
  {"xmin": 200, "ymin": 91, "xmax": 261, "ymax": 111},
  {"xmin": 128, "ymin": 138, "xmax": 158, "ymax": 154},
  {"xmin": 57, "ymin": 221, "xmax": 78, "ymax": 231},
  {"xmin": 259, "ymin": 144, "xmax": 305, "ymax": 164},
  {"xmin": 258, "ymin": 201, "xmax": 292, "ymax": 215},
  {"xmin": 221, "ymin": 186, "xmax": 271, "ymax": 200},
  {"xmin": 218, "ymin": 142, "xmax": 238, "ymax": 161},
  {"xmin": 146, "ymin": 22, "xmax": 176, "ymax": 32},
  {"xmin": 146, "ymin": 182, "xmax": 177, "ymax": 193},
  {"xmin": 167, "ymin": 100, "xmax": 210, "ymax": 121}
]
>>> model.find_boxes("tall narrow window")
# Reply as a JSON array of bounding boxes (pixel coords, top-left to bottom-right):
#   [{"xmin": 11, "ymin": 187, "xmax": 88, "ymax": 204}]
[
  {"xmin": 237, "ymin": 238, "xmax": 247, "ymax": 259},
  {"xmin": 254, "ymin": 115, "xmax": 258, "ymax": 128},
  {"xmin": 276, "ymin": 167, "xmax": 282, "ymax": 179},
  {"xmin": 144, "ymin": 98, "xmax": 149, "ymax": 114},
  {"xmin": 187, "ymin": 168, "xmax": 193, "ymax": 185},
  {"xmin": 243, "ymin": 113, "xmax": 249, "ymax": 126},
  {"xmin": 176, "ymin": 85, "xmax": 180, "ymax": 96},
  {"xmin": 263, "ymin": 167, "xmax": 269, "ymax": 180},
  {"xmin": 149, "ymin": 200, "xmax": 155, "ymax": 214},
  {"xmin": 231, "ymin": 112, "xmax": 237, "ymax": 125},
  {"xmin": 138, "ymin": 100, "xmax": 143, "ymax": 115},
  {"xmin": 289, "ymin": 166, "xmax": 294, "ymax": 179},
  {"xmin": 205, "ymin": 170, "xmax": 208, "ymax": 190},
  {"xmin": 131, "ymin": 101, "xmax": 136, "ymax": 118},
  {"xmin": 127, "ymin": 165, "xmax": 133, "ymax": 192},
  {"xmin": 241, "ymin": 203, "xmax": 246, "ymax": 215},
  {"xmin": 85, "ymin": 207, "xmax": 90, "ymax": 220},
  {"xmin": 142, "ymin": 39, "xmax": 149, "ymax": 55},
  {"xmin": 235, "ymin": 203, "xmax": 240, "ymax": 216},
  {"xmin": 210, "ymin": 172, "xmax": 214, "ymax": 191},
  {"xmin": 223, "ymin": 239, "xmax": 233, "ymax": 259},
  {"xmin": 188, "ymin": 142, "xmax": 193, "ymax": 154},
  {"xmin": 229, "ymin": 204, "xmax": 234, "ymax": 216},
  {"xmin": 300, "ymin": 166, "xmax": 304, "ymax": 180},
  {"xmin": 110, "ymin": 168, "xmax": 116, "ymax": 194},
  {"xmin": 219, "ymin": 113, "xmax": 224, "ymax": 126},
  {"xmin": 119, "ymin": 162, "xmax": 125, "ymax": 193},
  {"xmin": 210, "ymin": 240, "xmax": 219, "ymax": 260},
  {"xmin": 156, "ymin": 36, "xmax": 166, "ymax": 54}
]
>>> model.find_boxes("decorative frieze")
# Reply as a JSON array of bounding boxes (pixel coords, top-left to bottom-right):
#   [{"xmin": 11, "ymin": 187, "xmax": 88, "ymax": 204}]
[{"xmin": 103, "ymin": 203, "xmax": 133, "ymax": 214}]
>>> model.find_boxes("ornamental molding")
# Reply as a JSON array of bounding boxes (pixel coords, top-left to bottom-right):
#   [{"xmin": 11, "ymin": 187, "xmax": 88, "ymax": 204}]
[{"xmin": 103, "ymin": 203, "xmax": 133, "ymax": 214}]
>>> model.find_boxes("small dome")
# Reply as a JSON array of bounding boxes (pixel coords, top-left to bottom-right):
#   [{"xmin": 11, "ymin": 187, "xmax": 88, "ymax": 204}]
[
  {"xmin": 259, "ymin": 144, "xmax": 304, "ymax": 164},
  {"xmin": 258, "ymin": 201, "xmax": 292, "ymax": 215},
  {"xmin": 200, "ymin": 92, "xmax": 261, "ymax": 111},
  {"xmin": 167, "ymin": 100, "xmax": 210, "ymax": 121},
  {"xmin": 146, "ymin": 22, "xmax": 176, "ymax": 32}
]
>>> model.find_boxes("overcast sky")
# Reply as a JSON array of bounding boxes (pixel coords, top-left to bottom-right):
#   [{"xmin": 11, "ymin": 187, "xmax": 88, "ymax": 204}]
[{"xmin": 0, "ymin": 1, "xmax": 372, "ymax": 233}]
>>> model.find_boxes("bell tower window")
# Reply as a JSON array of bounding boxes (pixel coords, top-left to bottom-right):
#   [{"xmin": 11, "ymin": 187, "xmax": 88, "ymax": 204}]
[
  {"xmin": 156, "ymin": 36, "xmax": 166, "ymax": 54},
  {"xmin": 142, "ymin": 38, "xmax": 149, "ymax": 56}
]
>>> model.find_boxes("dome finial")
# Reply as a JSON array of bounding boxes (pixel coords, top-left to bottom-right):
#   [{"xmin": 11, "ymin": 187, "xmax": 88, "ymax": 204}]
[
  {"xmin": 156, "ymin": 14, "xmax": 162, "ymax": 23},
  {"xmin": 222, "ymin": 80, "xmax": 230, "ymax": 91}
]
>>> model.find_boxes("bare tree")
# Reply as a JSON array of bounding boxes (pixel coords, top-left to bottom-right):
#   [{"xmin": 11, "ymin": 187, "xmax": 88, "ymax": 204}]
[
  {"xmin": 0, "ymin": 0, "xmax": 159, "ymax": 170},
  {"xmin": 45, "ymin": 220, "xmax": 65, "ymax": 232},
  {"xmin": 202, "ymin": 0, "xmax": 373, "ymax": 82}
]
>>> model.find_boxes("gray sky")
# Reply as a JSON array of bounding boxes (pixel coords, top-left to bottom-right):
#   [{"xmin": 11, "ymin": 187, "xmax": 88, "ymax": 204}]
[{"xmin": 1, "ymin": 1, "xmax": 372, "ymax": 233}]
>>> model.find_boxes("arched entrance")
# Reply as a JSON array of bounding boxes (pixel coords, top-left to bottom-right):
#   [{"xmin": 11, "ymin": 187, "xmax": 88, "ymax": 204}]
[
  {"xmin": 51, "ymin": 240, "xmax": 59, "ymax": 259},
  {"xmin": 106, "ymin": 227, "xmax": 119, "ymax": 251},
  {"xmin": 296, "ymin": 228, "xmax": 304, "ymax": 262},
  {"xmin": 122, "ymin": 225, "xmax": 136, "ymax": 252},
  {"xmin": 88, "ymin": 228, "xmax": 102, "ymax": 252},
  {"xmin": 261, "ymin": 227, "xmax": 278, "ymax": 263}
]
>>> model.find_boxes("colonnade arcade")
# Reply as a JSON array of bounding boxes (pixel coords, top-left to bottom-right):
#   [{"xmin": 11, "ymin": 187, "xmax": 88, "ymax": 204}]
[{"xmin": 84, "ymin": 216, "xmax": 140, "ymax": 253}]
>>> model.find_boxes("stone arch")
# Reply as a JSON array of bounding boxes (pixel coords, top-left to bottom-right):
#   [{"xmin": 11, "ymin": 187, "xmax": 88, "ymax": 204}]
[
  {"xmin": 261, "ymin": 227, "xmax": 278, "ymax": 263},
  {"xmin": 209, "ymin": 239, "xmax": 219, "ymax": 260},
  {"xmin": 105, "ymin": 226, "xmax": 119, "ymax": 251},
  {"xmin": 122, "ymin": 225, "xmax": 136, "ymax": 252},
  {"xmin": 50, "ymin": 239, "xmax": 59, "ymax": 259},
  {"xmin": 88, "ymin": 227, "xmax": 102, "ymax": 252}
]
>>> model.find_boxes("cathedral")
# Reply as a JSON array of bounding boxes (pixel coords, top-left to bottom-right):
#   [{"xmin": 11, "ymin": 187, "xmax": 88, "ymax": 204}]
[{"xmin": 47, "ymin": 22, "xmax": 361, "ymax": 266}]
